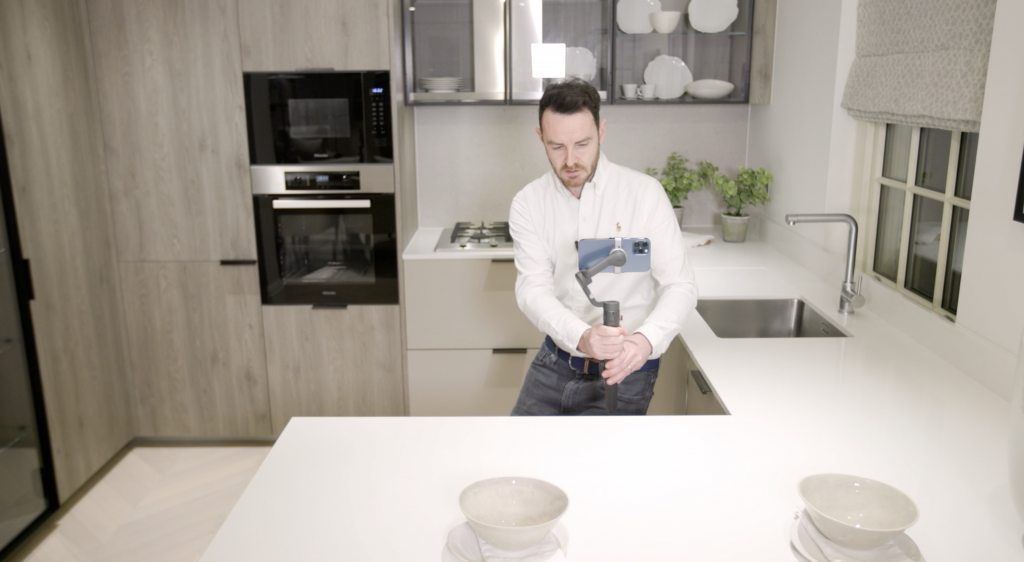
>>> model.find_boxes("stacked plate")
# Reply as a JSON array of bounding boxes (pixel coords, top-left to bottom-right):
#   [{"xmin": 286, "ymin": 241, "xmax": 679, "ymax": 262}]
[{"xmin": 419, "ymin": 77, "xmax": 463, "ymax": 93}]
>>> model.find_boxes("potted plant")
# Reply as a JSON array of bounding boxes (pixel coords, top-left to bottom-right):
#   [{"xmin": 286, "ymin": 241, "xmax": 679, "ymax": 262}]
[
  {"xmin": 713, "ymin": 165, "xmax": 773, "ymax": 243},
  {"xmin": 646, "ymin": 153, "xmax": 717, "ymax": 227}
]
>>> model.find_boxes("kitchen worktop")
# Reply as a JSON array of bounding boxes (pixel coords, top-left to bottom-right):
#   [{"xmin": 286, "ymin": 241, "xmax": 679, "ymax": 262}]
[{"xmin": 201, "ymin": 228, "xmax": 1022, "ymax": 561}]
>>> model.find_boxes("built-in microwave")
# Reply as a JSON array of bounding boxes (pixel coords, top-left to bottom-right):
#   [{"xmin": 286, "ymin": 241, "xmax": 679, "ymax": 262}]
[
  {"xmin": 244, "ymin": 71, "xmax": 392, "ymax": 165},
  {"xmin": 252, "ymin": 166, "xmax": 398, "ymax": 306}
]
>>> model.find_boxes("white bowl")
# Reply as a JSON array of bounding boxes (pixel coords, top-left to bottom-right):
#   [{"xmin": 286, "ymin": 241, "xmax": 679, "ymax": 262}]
[
  {"xmin": 459, "ymin": 477, "xmax": 569, "ymax": 551},
  {"xmin": 685, "ymin": 79, "xmax": 734, "ymax": 99},
  {"xmin": 650, "ymin": 10, "xmax": 682, "ymax": 33},
  {"xmin": 798, "ymin": 474, "xmax": 919, "ymax": 550}
]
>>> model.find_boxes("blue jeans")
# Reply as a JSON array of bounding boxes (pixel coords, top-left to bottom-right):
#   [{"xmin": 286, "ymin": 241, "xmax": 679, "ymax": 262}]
[{"xmin": 510, "ymin": 339, "xmax": 658, "ymax": 415}]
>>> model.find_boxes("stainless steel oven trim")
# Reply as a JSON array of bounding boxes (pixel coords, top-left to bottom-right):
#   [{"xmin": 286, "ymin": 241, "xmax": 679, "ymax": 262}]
[
  {"xmin": 251, "ymin": 164, "xmax": 395, "ymax": 195},
  {"xmin": 272, "ymin": 199, "xmax": 372, "ymax": 209}
]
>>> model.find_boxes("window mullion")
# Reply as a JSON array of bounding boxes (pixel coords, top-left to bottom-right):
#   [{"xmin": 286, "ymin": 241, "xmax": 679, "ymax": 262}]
[
  {"xmin": 944, "ymin": 132, "xmax": 962, "ymax": 199},
  {"xmin": 932, "ymin": 202, "xmax": 953, "ymax": 313},
  {"xmin": 865, "ymin": 123, "xmax": 887, "ymax": 276},
  {"xmin": 895, "ymin": 129, "xmax": 921, "ymax": 290}
]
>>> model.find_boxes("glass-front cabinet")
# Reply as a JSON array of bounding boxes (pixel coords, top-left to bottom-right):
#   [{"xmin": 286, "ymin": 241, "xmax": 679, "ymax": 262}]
[
  {"xmin": 613, "ymin": 0, "xmax": 752, "ymax": 103},
  {"xmin": 403, "ymin": 0, "xmax": 756, "ymax": 105}
]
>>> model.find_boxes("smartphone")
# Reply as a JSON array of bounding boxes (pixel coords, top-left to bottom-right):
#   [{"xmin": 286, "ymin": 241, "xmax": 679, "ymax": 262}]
[{"xmin": 577, "ymin": 238, "xmax": 651, "ymax": 273}]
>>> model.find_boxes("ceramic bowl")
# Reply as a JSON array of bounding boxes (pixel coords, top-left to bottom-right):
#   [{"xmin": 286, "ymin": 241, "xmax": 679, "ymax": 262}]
[
  {"xmin": 459, "ymin": 477, "xmax": 569, "ymax": 551},
  {"xmin": 685, "ymin": 79, "xmax": 734, "ymax": 99},
  {"xmin": 798, "ymin": 473, "xmax": 919, "ymax": 549},
  {"xmin": 650, "ymin": 11, "xmax": 682, "ymax": 33}
]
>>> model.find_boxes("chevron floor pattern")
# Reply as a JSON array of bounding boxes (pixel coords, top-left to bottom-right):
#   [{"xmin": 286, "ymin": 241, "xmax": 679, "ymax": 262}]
[{"xmin": 14, "ymin": 446, "xmax": 271, "ymax": 562}]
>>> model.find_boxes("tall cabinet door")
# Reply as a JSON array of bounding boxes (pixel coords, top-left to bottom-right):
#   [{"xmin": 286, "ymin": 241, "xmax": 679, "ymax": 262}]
[
  {"xmin": 120, "ymin": 263, "xmax": 272, "ymax": 437},
  {"xmin": 262, "ymin": 305, "xmax": 404, "ymax": 435},
  {"xmin": 237, "ymin": 0, "xmax": 391, "ymax": 72},
  {"xmin": 87, "ymin": 0, "xmax": 255, "ymax": 262}
]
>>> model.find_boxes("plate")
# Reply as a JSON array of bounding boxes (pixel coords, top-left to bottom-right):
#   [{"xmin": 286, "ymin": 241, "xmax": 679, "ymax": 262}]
[
  {"xmin": 444, "ymin": 521, "xmax": 569, "ymax": 562},
  {"xmin": 616, "ymin": 0, "xmax": 661, "ymax": 33},
  {"xmin": 790, "ymin": 519, "xmax": 925, "ymax": 562},
  {"xmin": 642, "ymin": 55, "xmax": 692, "ymax": 99},
  {"xmin": 685, "ymin": 79, "xmax": 734, "ymax": 99},
  {"xmin": 687, "ymin": 0, "xmax": 739, "ymax": 33},
  {"xmin": 566, "ymin": 47, "xmax": 597, "ymax": 82}
]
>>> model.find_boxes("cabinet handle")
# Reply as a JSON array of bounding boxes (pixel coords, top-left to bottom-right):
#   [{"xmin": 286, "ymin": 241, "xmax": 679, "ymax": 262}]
[
  {"xmin": 691, "ymin": 370, "xmax": 711, "ymax": 395},
  {"xmin": 312, "ymin": 304, "xmax": 348, "ymax": 309},
  {"xmin": 219, "ymin": 259, "xmax": 257, "ymax": 266},
  {"xmin": 492, "ymin": 348, "xmax": 527, "ymax": 354},
  {"xmin": 491, "ymin": 258, "xmax": 514, "ymax": 263}
]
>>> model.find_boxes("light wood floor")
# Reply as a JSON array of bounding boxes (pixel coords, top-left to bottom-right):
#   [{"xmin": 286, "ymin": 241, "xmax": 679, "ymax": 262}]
[{"xmin": 11, "ymin": 446, "xmax": 271, "ymax": 562}]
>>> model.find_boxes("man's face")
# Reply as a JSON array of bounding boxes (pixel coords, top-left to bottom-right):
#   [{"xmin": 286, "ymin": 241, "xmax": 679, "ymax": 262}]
[{"xmin": 536, "ymin": 110, "xmax": 606, "ymax": 189}]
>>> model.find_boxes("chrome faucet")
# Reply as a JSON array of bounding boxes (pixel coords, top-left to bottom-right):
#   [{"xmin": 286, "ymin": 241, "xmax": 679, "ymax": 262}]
[{"xmin": 784, "ymin": 213, "xmax": 866, "ymax": 314}]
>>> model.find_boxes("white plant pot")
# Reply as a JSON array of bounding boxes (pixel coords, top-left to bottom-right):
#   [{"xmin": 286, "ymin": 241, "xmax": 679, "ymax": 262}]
[
  {"xmin": 1011, "ymin": 328, "xmax": 1024, "ymax": 537},
  {"xmin": 720, "ymin": 213, "xmax": 750, "ymax": 243},
  {"xmin": 673, "ymin": 207, "xmax": 684, "ymax": 229}
]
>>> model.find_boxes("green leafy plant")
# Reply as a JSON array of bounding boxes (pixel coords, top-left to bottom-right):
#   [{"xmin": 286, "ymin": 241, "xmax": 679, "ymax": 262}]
[
  {"xmin": 715, "ymin": 166, "xmax": 773, "ymax": 216},
  {"xmin": 646, "ymin": 153, "xmax": 722, "ymax": 208}
]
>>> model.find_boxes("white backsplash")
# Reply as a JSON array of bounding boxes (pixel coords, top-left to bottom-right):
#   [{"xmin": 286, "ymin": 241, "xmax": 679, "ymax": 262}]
[{"xmin": 414, "ymin": 104, "xmax": 750, "ymax": 227}]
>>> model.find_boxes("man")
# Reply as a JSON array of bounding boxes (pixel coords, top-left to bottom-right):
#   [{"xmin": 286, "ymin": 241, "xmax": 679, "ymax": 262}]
[{"xmin": 509, "ymin": 79, "xmax": 698, "ymax": 416}]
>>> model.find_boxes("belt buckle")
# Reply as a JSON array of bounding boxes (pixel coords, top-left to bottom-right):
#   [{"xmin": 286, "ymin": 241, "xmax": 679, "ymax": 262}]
[{"xmin": 583, "ymin": 358, "xmax": 591, "ymax": 374}]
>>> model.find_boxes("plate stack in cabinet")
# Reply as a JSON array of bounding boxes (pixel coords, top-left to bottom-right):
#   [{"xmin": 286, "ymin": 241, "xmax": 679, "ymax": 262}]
[
  {"xmin": 404, "ymin": 258, "xmax": 545, "ymax": 415},
  {"xmin": 613, "ymin": 0, "xmax": 754, "ymax": 104}
]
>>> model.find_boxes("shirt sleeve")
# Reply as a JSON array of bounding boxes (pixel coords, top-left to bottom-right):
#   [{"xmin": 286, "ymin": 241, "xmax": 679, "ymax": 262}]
[
  {"xmin": 509, "ymin": 190, "xmax": 590, "ymax": 353},
  {"xmin": 632, "ymin": 176, "xmax": 699, "ymax": 358}
]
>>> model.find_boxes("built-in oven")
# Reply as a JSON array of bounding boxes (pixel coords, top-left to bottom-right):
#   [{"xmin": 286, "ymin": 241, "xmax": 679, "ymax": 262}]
[
  {"xmin": 244, "ymin": 71, "xmax": 392, "ymax": 165},
  {"xmin": 252, "ymin": 165, "xmax": 398, "ymax": 306}
]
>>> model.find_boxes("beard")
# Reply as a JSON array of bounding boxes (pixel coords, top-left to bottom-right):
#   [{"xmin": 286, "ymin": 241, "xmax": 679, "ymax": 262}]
[{"xmin": 553, "ymin": 147, "xmax": 600, "ymax": 189}]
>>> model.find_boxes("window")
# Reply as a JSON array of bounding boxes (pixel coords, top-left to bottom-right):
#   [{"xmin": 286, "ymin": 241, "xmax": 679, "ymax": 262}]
[{"xmin": 866, "ymin": 123, "xmax": 977, "ymax": 319}]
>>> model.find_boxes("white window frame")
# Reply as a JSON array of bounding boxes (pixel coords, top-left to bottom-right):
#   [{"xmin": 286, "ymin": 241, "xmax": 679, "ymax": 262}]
[{"xmin": 861, "ymin": 122, "xmax": 972, "ymax": 321}]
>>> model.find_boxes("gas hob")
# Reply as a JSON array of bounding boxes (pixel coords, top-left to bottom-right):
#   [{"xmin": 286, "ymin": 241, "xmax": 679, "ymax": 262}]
[{"xmin": 434, "ymin": 221, "xmax": 514, "ymax": 251}]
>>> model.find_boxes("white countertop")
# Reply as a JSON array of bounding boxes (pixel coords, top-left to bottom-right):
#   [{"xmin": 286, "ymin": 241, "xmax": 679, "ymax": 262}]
[{"xmin": 201, "ymin": 229, "xmax": 1022, "ymax": 561}]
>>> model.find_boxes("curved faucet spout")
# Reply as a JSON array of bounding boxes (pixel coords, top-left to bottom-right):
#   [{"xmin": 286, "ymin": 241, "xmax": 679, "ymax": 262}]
[{"xmin": 785, "ymin": 213, "xmax": 863, "ymax": 313}]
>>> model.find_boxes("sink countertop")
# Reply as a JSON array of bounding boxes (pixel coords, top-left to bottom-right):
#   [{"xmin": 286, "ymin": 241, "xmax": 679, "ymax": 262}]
[{"xmin": 200, "ymin": 227, "xmax": 1021, "ymax": 561}]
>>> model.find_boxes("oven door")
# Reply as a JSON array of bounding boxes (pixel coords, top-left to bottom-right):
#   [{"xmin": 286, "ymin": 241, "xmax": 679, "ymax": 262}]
[{"xmin": 254, "ymin": 194, "xmax": 398, "ymax": 305}]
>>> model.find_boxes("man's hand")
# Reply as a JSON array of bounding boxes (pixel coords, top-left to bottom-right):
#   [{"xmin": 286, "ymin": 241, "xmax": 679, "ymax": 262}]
[
  {"xmin": 602, "ymin": 333, "xmax": 653, "ymax": 385},
  {"xmin": 576, "ymin": 325, "xmax": 627, "ymax": 360}
]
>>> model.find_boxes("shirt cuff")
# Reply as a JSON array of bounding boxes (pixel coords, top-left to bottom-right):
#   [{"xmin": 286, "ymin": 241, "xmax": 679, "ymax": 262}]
[{"xmin": 634, "ymin": 323, "xmax": 670, "ymax": 359}]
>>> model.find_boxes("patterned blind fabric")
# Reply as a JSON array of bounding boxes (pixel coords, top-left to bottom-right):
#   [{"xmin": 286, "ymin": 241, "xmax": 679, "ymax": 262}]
[{"xmin": 841, "ymin": 0, "xmax": 997, "ymax": 133}]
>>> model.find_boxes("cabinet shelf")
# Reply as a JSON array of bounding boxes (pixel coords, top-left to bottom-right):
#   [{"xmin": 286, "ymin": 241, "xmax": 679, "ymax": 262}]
[{"xmin": 614, "ymin": 30, "xmax": 746, "ymax": 37}]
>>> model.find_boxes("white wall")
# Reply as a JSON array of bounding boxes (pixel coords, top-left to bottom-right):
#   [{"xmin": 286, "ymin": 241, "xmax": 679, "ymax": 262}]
[
  {"xmin": 747, "ymin": 0, "xmax": 1020, "ymax": 400},
  {"xmin": 956, "ymin": 0, "xmax": 1024, "ymax": 356},
  {"xmin": 747, "ymin": 0, "xmax": 853, "ymax": 272},
  {"xmin": 414, "ymin": 104, "xmax": 749, "ymax": 227}
]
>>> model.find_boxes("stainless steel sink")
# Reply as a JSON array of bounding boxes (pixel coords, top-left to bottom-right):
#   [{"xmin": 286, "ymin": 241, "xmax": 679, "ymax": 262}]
[{"xmin": 696, "ymin": 298, "xmax": 848, "ymax": 338}]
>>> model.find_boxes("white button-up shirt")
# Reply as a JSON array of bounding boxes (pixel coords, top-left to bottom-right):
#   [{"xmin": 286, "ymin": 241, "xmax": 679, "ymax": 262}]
[{"xmin": 509, "ymin": 152, "xmax": 698, "ymax": 359}]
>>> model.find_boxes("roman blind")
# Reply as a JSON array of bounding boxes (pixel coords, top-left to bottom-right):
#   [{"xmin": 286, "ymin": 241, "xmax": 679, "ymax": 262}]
[{"xmin": 841, "ymin": 0, "xmax": 997, "ymax": 133}]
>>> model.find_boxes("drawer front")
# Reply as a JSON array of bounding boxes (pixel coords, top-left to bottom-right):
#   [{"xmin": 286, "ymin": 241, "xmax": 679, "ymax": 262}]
[
  {"xmin": 405, "ymin": 259, "xmax": 544, "ymax": 349},
  {"xmin": 408, "ymin": 349, "xmax": 538, "ymax": 416}
]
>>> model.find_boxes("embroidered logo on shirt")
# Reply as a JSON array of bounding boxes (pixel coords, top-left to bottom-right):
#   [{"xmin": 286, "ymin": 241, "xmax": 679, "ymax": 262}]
[{"xmin": 616, "ymin": 222, "xmax": 621, "ymax": 232}]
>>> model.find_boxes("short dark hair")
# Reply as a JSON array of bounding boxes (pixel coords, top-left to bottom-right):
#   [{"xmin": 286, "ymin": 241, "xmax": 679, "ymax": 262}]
[{"xmin": 538, "ymin": 79, "xmax": 601, "ymax": 128}]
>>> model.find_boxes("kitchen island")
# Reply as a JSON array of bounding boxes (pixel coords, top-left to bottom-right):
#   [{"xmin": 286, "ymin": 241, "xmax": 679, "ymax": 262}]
[{"xmin": 200, "ymin": 230, "xmax": 1022, "ymax": 561}]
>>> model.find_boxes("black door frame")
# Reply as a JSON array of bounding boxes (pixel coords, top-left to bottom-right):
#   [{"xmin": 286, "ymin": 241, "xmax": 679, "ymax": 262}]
[{"xmin": 0, "ymin": 106, "xmax": 60, "ymax": 560}]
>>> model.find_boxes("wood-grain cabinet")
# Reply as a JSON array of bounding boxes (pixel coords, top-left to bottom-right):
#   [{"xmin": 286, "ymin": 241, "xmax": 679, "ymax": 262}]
[
  {"xmin": 120, "ymin": 262, "xmax": 272, "ymax": 436},
  {"xmin": 238, "ymin": 0, "xmax": 391, "ymax": 71},
  {"xmin": 261, "ymin": 305, "xmax": 404, "ymax": 434},
  {"xmin": 404, "ymin": 259, "xmax": 544, "ymax": 415},
  {"xmin": 88, "ymin": 0, "xmax": 256, "ymax": 263}
]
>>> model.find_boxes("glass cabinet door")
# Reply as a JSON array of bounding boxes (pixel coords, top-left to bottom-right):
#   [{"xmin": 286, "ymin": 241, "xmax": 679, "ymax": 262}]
[
  {"xmin": 404, "ymin": 0, "xmax": 506, "ymax": 103},
  {"xmin": 613, "ymin": 0, "xmax": 752, "ymax": 103},
  {"xmin": 509, "ymin": 0, "xmax": 611, "ymax": 103}
]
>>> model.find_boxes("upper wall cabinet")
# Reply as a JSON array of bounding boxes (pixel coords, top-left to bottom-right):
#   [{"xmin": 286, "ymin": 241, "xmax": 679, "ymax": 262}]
[
  {"xmin": 88, "ymin": 0, "xmax": 255, "ymax": 262},
  {"xmin": 238, "ymin": 0, "xmax": 391, "ymax": 71},
  {"xmin": 403, "ymin": 0, "xmax": 772, "ymax": 105}
]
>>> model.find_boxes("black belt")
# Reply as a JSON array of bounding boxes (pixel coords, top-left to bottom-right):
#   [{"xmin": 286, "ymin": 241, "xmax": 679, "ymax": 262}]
[{"xmin": 544, "ymin": 336, "xmax": 660, "ymax": 376}]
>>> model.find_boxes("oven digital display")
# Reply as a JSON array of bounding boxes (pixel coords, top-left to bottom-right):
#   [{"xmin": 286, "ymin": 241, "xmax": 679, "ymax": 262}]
[{"xmin": 284, "ymin": 172, "xmax": 361, "ymax": 190}]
